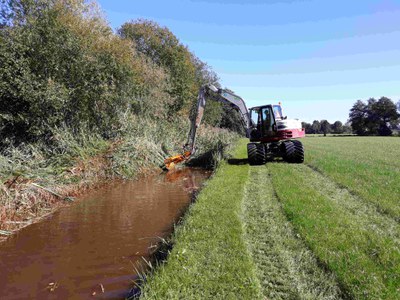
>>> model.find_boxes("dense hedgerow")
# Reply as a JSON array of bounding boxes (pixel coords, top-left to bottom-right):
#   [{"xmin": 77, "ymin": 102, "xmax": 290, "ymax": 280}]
[{"xmin": 0, "ymin": 0, "xmax": 230, "ymax": 150}]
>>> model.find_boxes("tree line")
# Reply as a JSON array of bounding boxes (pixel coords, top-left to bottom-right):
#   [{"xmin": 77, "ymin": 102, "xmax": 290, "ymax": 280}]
[
  {"xmin": 0, "ymin": 0, "xmax": 237, "ymax": 150},
  {"xmin": 302, "ymin": 97, "xmax": 400, "ymax": 136},
  {"xmin": 301, "ymin": 120, "xmax": 352, "ymax": 135}
]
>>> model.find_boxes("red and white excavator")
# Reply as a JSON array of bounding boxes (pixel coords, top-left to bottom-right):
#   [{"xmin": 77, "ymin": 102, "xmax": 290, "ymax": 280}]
[{"xmin": 164, "ymin": 84, "xmax": 305, "ymax": 169}]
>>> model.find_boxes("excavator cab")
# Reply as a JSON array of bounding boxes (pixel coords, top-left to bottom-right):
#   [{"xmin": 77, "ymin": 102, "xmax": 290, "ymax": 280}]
[{"xmin": 249, "ymin": 105, "xmax": 277, "ymax": 141}]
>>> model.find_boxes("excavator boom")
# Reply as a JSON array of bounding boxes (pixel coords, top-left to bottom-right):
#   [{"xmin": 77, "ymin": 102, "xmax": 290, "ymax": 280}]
[{"xmin": 163, "ymin": 85, "xmax": 251, "ymax": 170}]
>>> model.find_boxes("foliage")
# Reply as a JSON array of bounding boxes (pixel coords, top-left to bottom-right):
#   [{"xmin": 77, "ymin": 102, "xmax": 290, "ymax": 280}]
[
  {"xmin": 303, "ymin": 120, "xmax": 352, "ymax": 135},
  {"xmin": 320, "ymin": 119, "xmax": 331, "ymax": 136},
  {"xmin": 118, "ymin": 19, "xmax": 225, "ymax": 126},
  {"xmin": 349, "ymin": 100, "xmax": 370, "ymax": 135},
  {"xmin": 1, "ymin": 0, "xmax": 140, "ymax": 145},
  {"xmin": 349, "ymin": 97, "xmax": 399, "ymax": 136},
  {"xmin": 220, "ymin": 105, "xmax": 246, "ymax": 135},
  {"xmin": 118, "ymin": 20, "xmax": 197, "ymax": 114},
  {"xmin": 0, "ymin": 0, "xmax": 240, "ymax": 231},
  {"xmin": 311, "ymin": 120, "xmax": 321, "ymax": 134},
  {"xmin": 331, "ymin": 120, "xmax": 343, "ymax": 134},
  {"xmin": 0, "ymin": 0, "xmax": 230, "ymax": 150}
]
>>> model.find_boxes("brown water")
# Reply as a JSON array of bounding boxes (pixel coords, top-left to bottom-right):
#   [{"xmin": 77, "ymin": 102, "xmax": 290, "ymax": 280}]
[{"xmin": 0, "ymin": 168, "xmax": 211, "ymax": 300}]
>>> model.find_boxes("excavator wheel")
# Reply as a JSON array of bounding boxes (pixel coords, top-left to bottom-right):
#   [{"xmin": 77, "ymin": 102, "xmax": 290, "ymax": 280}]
[
  {"xmin": 256, "ymin": 143, "xmax": 267, "ymax": 165},
  {"xmin": 247, "ymin": 143, "xmax": 258, "ymax": 165},
  {"xmin": 281, "ymin": 140, "xmax": 295, "ymax": 163},
  {"xmin": 291, "ymin": 140, "xmax": 304, "ymax": 163},
  {"xmin": 247, "ymin": 143, "xmax": 266, "ymax": 165},
  {"xmin": 281, "ymin": 140, "xmax": 304, "ymax": 163}
]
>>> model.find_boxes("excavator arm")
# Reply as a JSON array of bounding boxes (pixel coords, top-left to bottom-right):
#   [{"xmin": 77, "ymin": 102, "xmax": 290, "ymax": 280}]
[{"xmin": 163, "ymin": 85, "xmax": 251, "ymax": 170}]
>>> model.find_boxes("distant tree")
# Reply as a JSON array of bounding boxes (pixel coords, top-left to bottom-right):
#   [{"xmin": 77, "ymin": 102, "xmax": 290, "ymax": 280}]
[
  {"xmin": 369, "ymin": 97, "xmax": 400, "ymax": 136},
  {"xmin": 320, "ymin": 120, "xmax": 331, "ymax": 136},
  {"xmin": 364, "ymin": 98, "xmax": 380, "ymax": 134},
  {"xmin": 397, "ymin": 100, "xmax": 400, "ymax": 129},
  {"xmin": 331, "ymin": 121, "xmax": 343, "ymax": 134},
  {"xmin": 349, "ymin": 100, "xmax": 368, "ymax": 135},
  {"xmin": 301, "ymin": 122, "xmax": 313, "ymax": 134},
  {"xmin": 349, "ymin": 97, "xmax": 399, "ymax": 135},
  {"xmin": 343, "ymin": 123, "xmax": 353, "ymax": 134},
  {"xmin": 311, "ymin": 120, "xmax": 321, "ymax": 134}
]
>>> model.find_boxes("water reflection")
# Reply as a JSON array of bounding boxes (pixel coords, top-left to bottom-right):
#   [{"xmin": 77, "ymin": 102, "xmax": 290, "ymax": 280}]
[{"xmin": 0, "ymin": 168, "xmax": 210, "ymax": 299}]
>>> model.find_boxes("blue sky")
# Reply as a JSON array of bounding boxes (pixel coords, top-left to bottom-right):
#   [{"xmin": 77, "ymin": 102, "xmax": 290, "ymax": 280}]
[{"xmin": 97, "ymin": 0, "xmax": 400, "ymax": 123}]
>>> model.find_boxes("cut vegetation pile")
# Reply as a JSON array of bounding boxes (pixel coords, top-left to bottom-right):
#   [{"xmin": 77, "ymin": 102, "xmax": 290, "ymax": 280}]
[{"xmin": 141, "ymin": 137, "xmax": 400, "ymax": 300}]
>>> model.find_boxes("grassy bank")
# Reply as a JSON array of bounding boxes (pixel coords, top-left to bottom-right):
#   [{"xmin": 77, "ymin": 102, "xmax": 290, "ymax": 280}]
[{"xmin": 140, "ymin": 139, "xmax": 263, "ymax": 299}]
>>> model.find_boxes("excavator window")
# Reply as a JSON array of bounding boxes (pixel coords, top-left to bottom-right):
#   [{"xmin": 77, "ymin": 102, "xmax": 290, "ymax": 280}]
[
  {"xmin": 250, "ymin": 108, "xmax": 259, "ymax": 128},
  {"xmin": 273, "ymin": 105, "xmax": 283, "ymax": 120},
  {"xmin": 261, "ymin": 107, "xmax": 275, "ymax": 133}
]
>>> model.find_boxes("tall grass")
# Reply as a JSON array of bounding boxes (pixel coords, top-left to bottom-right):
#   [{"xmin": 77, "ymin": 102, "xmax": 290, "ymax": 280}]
[{"xmin": 111, "ymin": 115, "xmax": 238, "ymax": 177}]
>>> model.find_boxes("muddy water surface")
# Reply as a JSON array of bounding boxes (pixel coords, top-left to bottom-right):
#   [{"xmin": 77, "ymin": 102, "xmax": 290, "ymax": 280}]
[{"xmin": 0, "ymin": 168, "xmax": 210, "ymax": 299}]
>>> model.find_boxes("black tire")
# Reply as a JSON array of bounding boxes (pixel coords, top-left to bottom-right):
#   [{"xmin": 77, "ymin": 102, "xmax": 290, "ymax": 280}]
[
  {"xmin": 247, "ymin": 143, "xmax": 258, "ymax": 165},
  {"xmin": 291, "ymin": 140, "xmax": 304, "ymax": 163},
  {"xmin": 281, "ymin": 140, "xmax": 295, "ymax": 163},
  {"xmin": 255, "ymin": 143, "xmax": 266, "ymax": 165},
  {"xmin": 247, "ymin": 143, "xmax": 266, "ymax": 165}
]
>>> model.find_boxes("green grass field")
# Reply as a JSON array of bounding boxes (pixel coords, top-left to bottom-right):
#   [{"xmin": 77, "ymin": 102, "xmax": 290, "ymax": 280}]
[
  {"xmin": 140, "ymin": 137, "xmax": 400, "ymax": 299},
  {"xmin": 140, "ymin": 140, "xmax": 263, "ymax": 299}
]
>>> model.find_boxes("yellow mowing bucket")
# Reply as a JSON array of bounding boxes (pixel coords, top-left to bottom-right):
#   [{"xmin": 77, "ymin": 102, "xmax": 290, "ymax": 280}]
[{"xmin": 163, "ymin": 151, "xmax": 192, "ymax": 170}]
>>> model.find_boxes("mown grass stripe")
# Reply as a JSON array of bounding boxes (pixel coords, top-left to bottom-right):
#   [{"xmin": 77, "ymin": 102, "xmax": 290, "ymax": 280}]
[
  {"xmin": 242, "ymin": 166, "xmax": 344, "ymax": 300},
  {"xmin": 141, "ymin": 139, "xmax": 263, "ymax": 299},
  {"xmin": 300, "ymin": 164, "xmax": 400, "ymax": 246},
  {"xmin": 302, "ymin": 137, "xmax": 400, "ymax": 221},
  {"xmin": 268, "ymin": 163, "xmax": 400, "ymax": 299}
]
